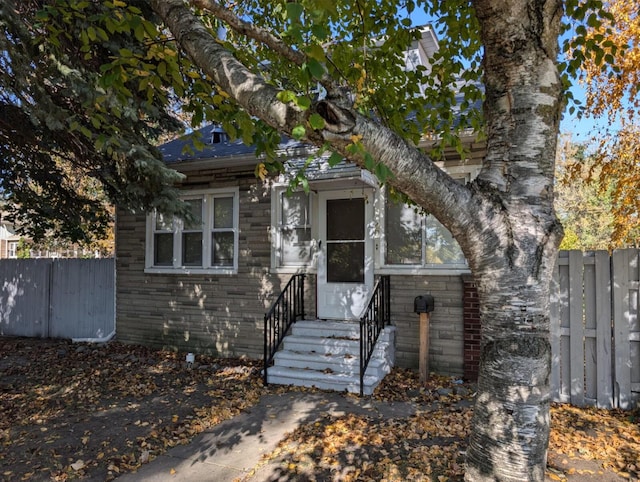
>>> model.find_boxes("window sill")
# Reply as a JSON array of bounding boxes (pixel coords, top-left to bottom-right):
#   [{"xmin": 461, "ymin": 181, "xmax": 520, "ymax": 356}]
[
  {"xmin": 376, "ymin": 265, "xmax": 471, "ymax": 276},
  {"xmin": 144, "ymin": 267, "xmax": 237, "ymax": 275},
  {"xmin": 269, "ymin": 266, "xmax": 316, "ymax": 275}
]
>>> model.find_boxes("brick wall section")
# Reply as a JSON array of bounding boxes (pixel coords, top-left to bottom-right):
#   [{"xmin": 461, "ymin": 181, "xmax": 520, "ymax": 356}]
[
  {"xmin": 116, "ymin": 164, "xmax": 466, "ymax": 376},
  {"xmin": 462, "ymin": 274, "xmax": 481, "ymax": 381}
]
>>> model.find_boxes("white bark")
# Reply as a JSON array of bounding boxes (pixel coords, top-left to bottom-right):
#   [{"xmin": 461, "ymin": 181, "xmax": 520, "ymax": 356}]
[{"xmin": 150, "ymin": 1, "xmax": 565, "ymax": 480}]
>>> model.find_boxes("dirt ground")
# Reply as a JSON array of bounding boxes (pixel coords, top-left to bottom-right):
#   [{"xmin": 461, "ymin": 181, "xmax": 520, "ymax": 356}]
[{"xmin": 1, "ymin": 337, "xmax": 638, "ymax": 481}]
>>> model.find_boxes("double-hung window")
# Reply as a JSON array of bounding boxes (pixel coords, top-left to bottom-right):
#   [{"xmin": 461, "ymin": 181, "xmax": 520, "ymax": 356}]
[
  {"xmin": 272, "ymin": 189, "xmax": 314, "ymax": 270},
  {"xmin": 7, "ymin": 241, "xmax": 17, "ymax": 259},
  {"xmin": 146, "ymin": 188, "xmax": 239, "ymax": 274}
]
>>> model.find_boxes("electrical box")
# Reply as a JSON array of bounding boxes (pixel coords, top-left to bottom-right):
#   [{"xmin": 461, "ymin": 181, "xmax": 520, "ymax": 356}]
[{"xmin": 414, "ymin": 294, "xmax": 434, "ymax": 314}]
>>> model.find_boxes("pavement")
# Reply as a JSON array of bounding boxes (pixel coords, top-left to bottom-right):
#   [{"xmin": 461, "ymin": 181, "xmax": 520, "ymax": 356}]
[
  {"xmin": 115, "ymin": 391, "xmax": 625, "ymax": 482},
  {"xmin": 116, "ymin": 391, "xmax": 424, "ymax": 482}
]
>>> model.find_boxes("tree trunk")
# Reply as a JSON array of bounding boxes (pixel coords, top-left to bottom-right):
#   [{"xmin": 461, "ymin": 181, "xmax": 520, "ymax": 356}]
[
  {"xmin": 463, "ymin": 0, "xmax": 564, "ymax": 480},
  {"xmin": 152, "ymin": 1, "xmax": 566, "ymax": 479},
  {"xmin": 465, "ymin": 258, "xmax": 556, "ymax": 481}
]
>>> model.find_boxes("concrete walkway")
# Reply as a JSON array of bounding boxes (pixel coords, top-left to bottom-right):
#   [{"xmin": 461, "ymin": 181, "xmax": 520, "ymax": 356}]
[
  {"xmin": 116, "ymin": 391, "xmax": 423, "ymax": 482},
  {"xmin": 115, "ymin": 390, "xmax": 624, "ymax": 482}
]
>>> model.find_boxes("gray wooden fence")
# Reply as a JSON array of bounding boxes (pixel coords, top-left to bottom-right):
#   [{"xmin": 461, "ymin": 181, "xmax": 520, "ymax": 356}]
[
  {"xmin": 0, "ymin": 258, "xmax": 115, "ymax": 340},
  {"xmin": 551, "ymin": 249, "xmax": 639, "ymax": 409}
]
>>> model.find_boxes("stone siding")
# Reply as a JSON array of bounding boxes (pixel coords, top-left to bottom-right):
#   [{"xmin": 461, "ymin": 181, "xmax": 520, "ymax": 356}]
[
  {"xmin": 388, "ymin": 275, "xmax": 464, "ymax": 377},
  {"xmin": 116, "ymin": 165, "xmax": 466, "ymax": 376}
]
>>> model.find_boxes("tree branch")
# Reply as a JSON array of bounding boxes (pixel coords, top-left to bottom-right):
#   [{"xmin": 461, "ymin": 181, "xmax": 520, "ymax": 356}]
[
  {"xmin": 189, "ymin": 0, "xmax": 338, "ymax": 93},
  {"xmin": 151, "ymin": 0, "xmax": 480, "ymax": 257}
]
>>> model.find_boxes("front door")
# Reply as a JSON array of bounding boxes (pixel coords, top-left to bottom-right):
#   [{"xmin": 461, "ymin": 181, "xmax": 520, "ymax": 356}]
[{"xmin": 317, "ymin": 190, "xmax": 374, "ymax": 319}]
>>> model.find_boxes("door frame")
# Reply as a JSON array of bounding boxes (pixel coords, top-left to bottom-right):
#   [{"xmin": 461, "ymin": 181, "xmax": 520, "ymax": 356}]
[{"xmin": 316, "ymin": 188, "xmax": 375, "ymax": 320}]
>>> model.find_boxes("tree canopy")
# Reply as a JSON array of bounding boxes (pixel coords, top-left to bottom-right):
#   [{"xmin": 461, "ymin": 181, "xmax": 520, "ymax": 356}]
[
  {"xmin": 1, "ymin": 0, "xmax": 621, "ymax": 244},
  {"xmin": 0, "ymin": 1, "xmax": 630, "ymax": 480},
  {"xmin": 0, "ymin": 0, "xmax": 189, "ymax": 242},
  {"xmin": 566, "ymin": 0, "xmax": 639, "ymax": 245}
]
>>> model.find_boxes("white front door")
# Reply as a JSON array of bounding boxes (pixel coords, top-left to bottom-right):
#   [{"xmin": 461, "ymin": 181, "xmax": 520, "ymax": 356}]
[{"xmin": 317, "ymin": 190, "xmax": 374, "ymax": 319}]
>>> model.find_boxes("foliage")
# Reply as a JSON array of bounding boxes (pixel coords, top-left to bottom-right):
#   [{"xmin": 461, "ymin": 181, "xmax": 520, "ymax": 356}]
[
  {"xmin": 4, "ymin": 337, "xmax": 636, "ymax": 481},
  {"xmin": 555, "ymin": 135, "xmax": 616, "ymax": 250},
  {"xmin": 0, "ymin": 337, "xmax": 266, "ymax": 480},
  {"xmin": 16, "ymin": 238, "xmax": 31, "ymax": 258},
  {"xmin": 566, "ymin": 0, "xmax": 640, "ymax": 246},
  {"xmin": 0, "ymin": 0, "xmax": 627, "ymax": 246},
  {"xmin": 0, "ymin": 0, "xmax": 194, "ymax": 243},
  {"xmin": 233, "ymin": 0, "xmax": 483, "ymax": 150}
]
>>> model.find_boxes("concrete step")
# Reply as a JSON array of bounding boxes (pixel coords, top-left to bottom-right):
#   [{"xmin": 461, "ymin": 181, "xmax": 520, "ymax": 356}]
[
  {"xmin": 266, "ymin": 365, "xmax": 380, "ymax": 396},
  {"xmin": 267, "ymin": 321, "xmax": 396, "ymax": 395},
  {"xmin": 291, "ymin": 320, "xmax": 360, "ymax": 339},
  {"xmin": 273, "ymin": 350, "xmax": 390, "ymax": 377}
]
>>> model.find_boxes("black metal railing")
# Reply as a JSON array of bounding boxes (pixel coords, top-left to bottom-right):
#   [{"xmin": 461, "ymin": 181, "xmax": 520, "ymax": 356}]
[
  {"xmin": 263, "ymin": 273, "xmax": 306, "ymax": 385},
  {"xmin": 359, "ymin": 275, "xmax": 391, "ymax": 396}
]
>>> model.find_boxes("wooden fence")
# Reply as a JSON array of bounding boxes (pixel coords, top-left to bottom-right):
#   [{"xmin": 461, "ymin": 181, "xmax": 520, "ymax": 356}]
[
  {"xmin": 551, "ymin": 249, "xmax": 639, "ymax": 409},
  {"xmin": 1, "ymin": 252, "xmax": 637, "ymax": 409},
  {"xmin": 0, "ymin": 258, "xmax": 115, "ymax": 340}
]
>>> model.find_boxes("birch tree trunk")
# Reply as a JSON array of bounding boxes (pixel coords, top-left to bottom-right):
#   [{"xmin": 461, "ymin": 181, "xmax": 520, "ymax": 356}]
[
  {"xmin": 462, "ymin": 0, "xmax": 564, "ymax": 480},
  {"xmin": 151, "ymin": 0, "xmax": 565, "ymax": 480}
]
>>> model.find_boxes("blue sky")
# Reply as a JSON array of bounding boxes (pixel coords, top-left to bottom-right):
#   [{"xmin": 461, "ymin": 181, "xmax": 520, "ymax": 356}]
[{"xmin": 407, "ymin": 8, "xmax": 609, "ymax": 142}]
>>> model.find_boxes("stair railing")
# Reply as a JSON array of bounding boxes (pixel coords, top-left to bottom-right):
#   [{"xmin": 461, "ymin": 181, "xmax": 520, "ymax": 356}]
[
  {"xmin": 263, "ymin": 273, "xmax": 306, "ymax": 385},
  {"xmin": 359, "ymin": 275, "xmax": 391, "ymax": 396}
]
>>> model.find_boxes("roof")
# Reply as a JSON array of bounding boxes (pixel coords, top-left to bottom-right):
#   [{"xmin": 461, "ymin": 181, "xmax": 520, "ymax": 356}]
[
  {"xmin": 158, "ymin": 124, "xmax": 377, "ymax": 186},
  {"xmin": 159, "ymin": 124, "xmax": 307, "ymax": 166}
]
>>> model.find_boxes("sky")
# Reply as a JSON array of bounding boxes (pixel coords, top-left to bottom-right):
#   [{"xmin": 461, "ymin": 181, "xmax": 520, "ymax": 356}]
[{"xmin": 407, "ymin": 8, "xmax": 612, "ymax": 143}]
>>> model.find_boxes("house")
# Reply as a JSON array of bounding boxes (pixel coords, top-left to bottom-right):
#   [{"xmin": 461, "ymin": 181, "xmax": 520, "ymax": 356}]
[
  {"xmin": 115, "ymin": 27, "xmax": 486, "ymax": 393},
  {"xmin": 0, "ymin": 215, "xmax": 107, "ymax": 259},
  {"xmin": 0, "ymin": 219, "xmax": 20, "ymax": 259}
]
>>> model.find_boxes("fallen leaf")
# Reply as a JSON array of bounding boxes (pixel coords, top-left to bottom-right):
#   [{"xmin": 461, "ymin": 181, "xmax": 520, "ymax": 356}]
[
  {"xmin": 70, "ymin": 460, "xmax": 86, "ymax": 471},
  {"xmin": 140, "ymin": 450, "xmax": 150, "ymax": 464}
]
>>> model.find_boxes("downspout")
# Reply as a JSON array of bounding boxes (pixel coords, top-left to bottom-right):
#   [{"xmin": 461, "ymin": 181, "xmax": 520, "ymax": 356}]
[{"xmin": 72, "ymin": 330, "xmax": 116, "ymax": 344}]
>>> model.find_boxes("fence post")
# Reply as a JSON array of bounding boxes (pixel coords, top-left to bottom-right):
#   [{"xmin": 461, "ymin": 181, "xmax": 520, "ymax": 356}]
[{"xmin": 612, "ymin": 249, "xmax": 640, "ymax": 409}]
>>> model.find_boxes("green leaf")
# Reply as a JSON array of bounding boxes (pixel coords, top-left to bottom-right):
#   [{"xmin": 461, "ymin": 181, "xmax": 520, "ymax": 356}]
[
  {"xmin": 134, "ymin": 23, "xmax": 145, "ymax": 42},
  {"xmin": 308, "ymin": 113, "xmax": 325, "ymax": 130},
  {"xmin": 305, "ymin": 44, "xmax": 326, "ymax": 61},
  {"xmin": 291, "ymin": 125, "xmax": 306, "ymax": 140},
  {"xmin": 363, "ymin": 152, "xmax": 375, "ymax": 171},
  {"xmin": 285, "ymin": 3, "xmax": 304, "ymax": 22},
  {"xmin": 311, "ymin": 24, "xmax": 329, "ymax": 40},
  {"xmin": 305, "ymin": 59, "xmax": 325, "ymax": 79},
  {"xmin": 328, "ymin": 151, "xmax": 343, "ymax": 167},
  {"xmin": 295, "ymin": 96, "xmax": 311, "ymax": 110},
  {"xmin": 277, "ymin": 90, "xmax": 297, "ymax": 103},
  {"xmin": 587, "ymin": 13, "xmax": 599, "ymax": 28}
]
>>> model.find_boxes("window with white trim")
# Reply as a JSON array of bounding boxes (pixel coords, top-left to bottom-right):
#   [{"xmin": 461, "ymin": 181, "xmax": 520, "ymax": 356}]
[
  {"xmin": 383, "ymin": 196, "xmax": 466, "ymax": 269},
  {"xmin": 146, "ymin": 188, "xmax": 239, "ymax": 273},
  {"xmin": 272, "ymin": 189, "xmax": 314, "ymax": 269},
  {"xmin": 7, "ymin": 241, "xmax": 17, "ymax": 259}
]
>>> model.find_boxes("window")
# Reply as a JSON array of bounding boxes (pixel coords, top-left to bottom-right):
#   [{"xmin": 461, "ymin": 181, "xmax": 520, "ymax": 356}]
[
  {"xmin": 146, "ymin": 188, "xmax": 239, "ymax": 273},
  {"xmin": 182, "ymin": 198, "xmax": 203, "ymax": 266},
  {"xmin": 211, "ymin": 196, "xmax": 235, "ymax": 267},
  {"xmin": 383, "ymin": 197, "xmax": 466, "ymax": 269},
  {"xmin": 153, "ymin": 211, "xmax": 174, "ymax": 266},
  {"xmin": 272, "ymin": 189, "xmax": 314, "ymax": 270},
  {"xmin": 7, "ymin": 241, "xmax": 17, "ymax": 259}
]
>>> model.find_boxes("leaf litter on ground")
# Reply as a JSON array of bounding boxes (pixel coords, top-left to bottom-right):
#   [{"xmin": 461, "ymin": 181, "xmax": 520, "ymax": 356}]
[{"xmin": 1, "ymin": 337, "xmax": 638, "ymax": 481}]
